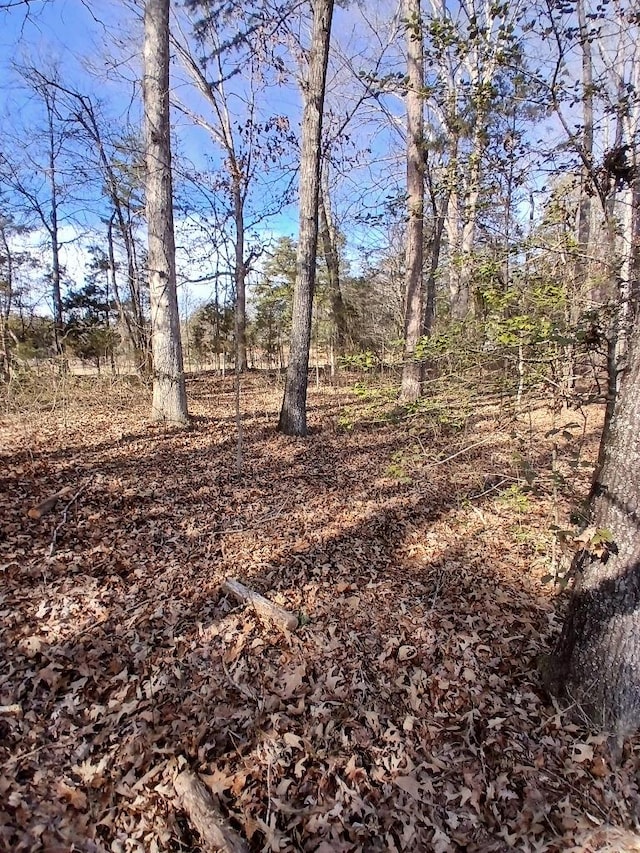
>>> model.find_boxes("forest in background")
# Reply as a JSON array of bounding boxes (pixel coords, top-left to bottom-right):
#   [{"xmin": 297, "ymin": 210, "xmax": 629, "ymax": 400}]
[
  {"xmin": 2, "ymin": 0, "xmax": 640, "ymax": 850},
  {"xmin": 1, "ymin": 0, "xmax": 636, "ymax": 391}
]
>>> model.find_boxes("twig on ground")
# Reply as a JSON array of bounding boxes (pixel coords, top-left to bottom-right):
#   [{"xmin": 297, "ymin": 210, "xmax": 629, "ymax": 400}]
[
  {"xmin": 48, "ymin": 480, "xmax": 92, "ymax": 557},
  {"xmin": 424, "ymin": 436, "xmax": 497, "ymax": 468}
]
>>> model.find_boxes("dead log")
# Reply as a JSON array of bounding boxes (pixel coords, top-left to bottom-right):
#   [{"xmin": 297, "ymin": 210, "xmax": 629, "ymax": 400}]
[
  {"xmin": 222, "ymin": 578, "xmax": 298, "ymax": 632},
  {"xmin": 174, "ymin": 769, "xmax": 249, "ymax": 853},
  {"xmin": 28, "ymin": 486, "xmax": 73, "ymax": 520}
]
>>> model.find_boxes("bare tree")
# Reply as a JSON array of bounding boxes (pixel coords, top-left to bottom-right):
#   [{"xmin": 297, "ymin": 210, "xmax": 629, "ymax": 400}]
[
  {"xmin": 143, "ymin": 0, "xmax": 188, "ymax": 424},
  {"xmin": 278, "ymin": 0, "xmax": 334, "ymax": 436},
  {"xmin": 1, "ymin": 69, "xmax": 68, "ymax": 360}
]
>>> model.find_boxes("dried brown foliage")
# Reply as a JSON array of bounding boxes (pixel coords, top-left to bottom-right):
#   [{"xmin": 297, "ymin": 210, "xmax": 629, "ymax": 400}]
[{"xmin": 1, "ymin": 372, "xmax": 639, "ymax": 852}]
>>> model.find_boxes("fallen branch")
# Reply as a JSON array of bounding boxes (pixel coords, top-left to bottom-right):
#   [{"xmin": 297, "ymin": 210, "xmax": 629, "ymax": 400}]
[
  {"xmin": 222, "ymin": 578, "xmax": 298, "ymax": 632},
  {"xmin": 424, "ymin": 436, "xmax": 497, "ymax": 469},
  {"xmin": 28, "ymin": 486, "xmax": 73, "ymax": 520},
  {"xmin": 174, "ymin": 769, "xmax": 249, "ymax": 853}
]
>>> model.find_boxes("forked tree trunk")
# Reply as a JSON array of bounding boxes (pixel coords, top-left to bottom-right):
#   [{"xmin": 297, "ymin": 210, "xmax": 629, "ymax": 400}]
[
  {"xmin": 278, "ymin": 0, "xmax": 334, "ymax": 436},
  {"xmin": 143, "ymin": 0, "xmax": 188, "ymax": 425},
  {"xmin": 399, "ymin": 0, "xmax": 425, "ymax": 403},
  {"xmin": 546, "ymin": 308, "xmax": 640, "ymax": 737}
]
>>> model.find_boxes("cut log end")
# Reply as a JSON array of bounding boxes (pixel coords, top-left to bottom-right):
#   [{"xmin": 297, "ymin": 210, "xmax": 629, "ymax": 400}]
[{"xmin": 27, "ymin": 486, "xmax": 74, "ymax": 520}]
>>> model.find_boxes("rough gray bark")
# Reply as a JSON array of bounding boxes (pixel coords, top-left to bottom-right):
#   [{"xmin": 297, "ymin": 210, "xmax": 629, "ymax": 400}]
[
  {"xmin": 143, "ymin": 0, "xmax": 188, "ymax": 425},
  {"xmin": 547, "ymin": 307, "xmax": 640, "ymax": 737},
  {"xmin": 278, "ymin": 0, "xmax": 334, "ymax": 436},
  {"xmin": 399, "ymin": 0, "xmax": 425, "ymax": 403}
]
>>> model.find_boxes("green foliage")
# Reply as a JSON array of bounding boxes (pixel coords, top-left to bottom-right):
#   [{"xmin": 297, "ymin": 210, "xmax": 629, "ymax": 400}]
[
  {"xmin": 338, "ymin": 351, "xmax": 379, "ymax": 372},
  {"xmin": 401, "ymin": 394, "xmax": 470, "ymax": 433},
  {"xmin": 7, "ymin": 314, "xmax": 54, "ymax": 362},
  {"xmin": 250, "ymin": 237, "xmax": 296, "ymax": 366},
  {"xmin": 190, "ymin": 301, "xmax": 234, "ymax": 364},
  {"xmin": 63, "ymin": 282, "xmax": 119, "ymax": 368},
  {"xmin": 497, "ymin": 483, "xmax": 532, "ymax": 512},
  {"xmin": 386, "ymin": 447, "xmax": 422, "ymax": 484}
]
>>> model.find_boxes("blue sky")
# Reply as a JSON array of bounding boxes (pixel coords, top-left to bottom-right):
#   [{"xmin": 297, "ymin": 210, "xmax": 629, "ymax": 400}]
[{"xmin": 0, "ymin": 0, "xmax": 407, "ymax": 306}]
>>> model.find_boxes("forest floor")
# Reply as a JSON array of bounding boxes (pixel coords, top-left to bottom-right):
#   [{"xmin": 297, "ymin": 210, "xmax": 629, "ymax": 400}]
[{"xmin": 1, "ymin": 369, "xmax": 640, "ymax": 853}]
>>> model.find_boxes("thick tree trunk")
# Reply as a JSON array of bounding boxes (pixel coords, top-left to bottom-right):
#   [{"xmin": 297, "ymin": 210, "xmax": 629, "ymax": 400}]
[
  {"xmin": 278, "ymin": 0, "xmax": 334, "ymax": 436},
  {"xmin": 547, "ymin": 308, "xmax": 640, "ymax": 737},
  {"xmin": 143, "ymin": 0, "xmax": 188, "ymax": 425},
  {"xmin": 399, "ymin": 0, "xmax": 425, "ymax": 403}
]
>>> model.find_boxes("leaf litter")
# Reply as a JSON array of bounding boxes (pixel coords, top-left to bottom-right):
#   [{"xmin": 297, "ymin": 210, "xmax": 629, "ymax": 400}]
[{"xmin": 1, "ymin": 372, "xmax": 640, "ymax": 852}]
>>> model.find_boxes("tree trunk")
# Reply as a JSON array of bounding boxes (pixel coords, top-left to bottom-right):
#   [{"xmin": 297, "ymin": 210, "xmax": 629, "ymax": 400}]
[
  {"xmin": 45, "ymin": 93, "xmax": 65, "ymax": 363},
  {"xmin": 278, "ymin": 0, "xmax": 334, "ymax": 436},
  {"xmin": 0, "ymin": 223, "xmax": 13, "ymax": 381},
  {"xmin": 448, "ymin": 120, "xmax": 483, "ymax": 321},
  {"xmin": 399, "ymin": 0, "xmax": 425, "ymax": 403},
  {"xmin": 423, "ymin": 183, "xmax": 448, "ymax": 337},
  {"xmin": 319, "ymin": 171, "xmax": 347, "ymax": 357},
  {"xmin": 546, "ymin": 305, "xmax": 640, "ymax": 737},
  {"xmin": 233, "ymin": 180, "xmax": 247, "ymax": 372},
  {"xmin": 143, "ymin": 0, "xmax": 188, "ymax": 425},
  {"xmin": 107, "ymin": 214, "xmax": 140, "ymax": 368}
]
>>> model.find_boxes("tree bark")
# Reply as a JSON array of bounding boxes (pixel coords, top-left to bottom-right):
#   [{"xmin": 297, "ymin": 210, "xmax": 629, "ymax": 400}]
[
  {"xmin": 547, "ymin": 304, "xmax": 640, "ymax": 737},
  {"xmin": 174, "ymin": 769, "xmax": 249, "ymax": 853},
  {"xmin": 0, "ymin": 222, "xmax": 14, "ymax": 381},
  {"xmin": 221, "ymin": 578, "xmax": 298, "ymax": 632},
  {"xmin": 233, "ymin": 180, "xmax": 247, "ymax": 372},
  {"xmin": 278, "ymin": 0, "xmax": 334, "ymax": 436},
  {"xmin": 399, "ymin": 0, "xmax": 425, "ymax": 403},
  {"xmin": 143, "ymin": 0, "xmax": 188, "ymax": 425},
  {"xmin": 43, "ymin": 88, "xmax": 65, "ymax": 362},
  {"xmin": 319, "ymin": 169, "xmax": 347, "ymax": 357}
]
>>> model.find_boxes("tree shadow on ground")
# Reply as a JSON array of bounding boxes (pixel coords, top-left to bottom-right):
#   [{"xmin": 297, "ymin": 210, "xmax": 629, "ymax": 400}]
[{"xmin": 2, "ymin": 374, "xmax": 631, "ymax": 852}]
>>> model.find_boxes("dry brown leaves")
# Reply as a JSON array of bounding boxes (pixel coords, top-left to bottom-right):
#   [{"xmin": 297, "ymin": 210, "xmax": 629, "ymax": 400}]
[{"xmin": 1, "ymin": 372, "xmax": 639, "ymax": 852}]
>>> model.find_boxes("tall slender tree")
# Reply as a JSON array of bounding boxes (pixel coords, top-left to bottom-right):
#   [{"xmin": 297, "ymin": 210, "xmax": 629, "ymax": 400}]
[
  {"xmin": 143, "ymin": 0, "xmax": 188, "ymax": 424},
  {"xmin": 278, "ymin": 0, "xmax": 334, "ymax": 436},
  {"xmin": 399, "ymin": 0, "xmax": 425, "ymax": 403}
]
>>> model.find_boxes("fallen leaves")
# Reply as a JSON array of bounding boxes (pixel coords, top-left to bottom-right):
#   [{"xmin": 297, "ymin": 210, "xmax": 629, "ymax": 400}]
[{"xmin": 0, "ymin": 374, "xmax": 637, "ymax": 851}]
